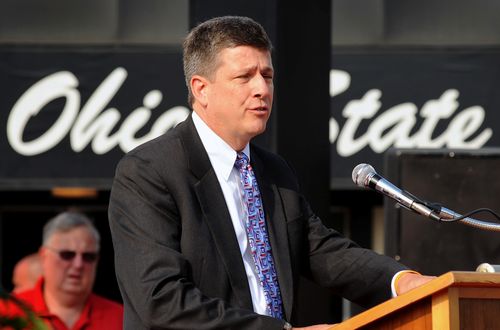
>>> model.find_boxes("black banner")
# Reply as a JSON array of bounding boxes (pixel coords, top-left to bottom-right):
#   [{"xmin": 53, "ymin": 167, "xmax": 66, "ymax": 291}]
[
  {"xmin": 0, "ymin": 46, "xmax": 189, "ymax": 188},
  {"xmin": 2, "ymin": 47, "xmax": 500, "ymax": 189},
  {"xmin": 331, "ymin": 50, "xmax": 500, "ymax": 188}
]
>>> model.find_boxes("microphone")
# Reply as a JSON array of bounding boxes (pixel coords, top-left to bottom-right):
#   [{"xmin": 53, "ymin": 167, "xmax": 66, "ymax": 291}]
[
  {"xmin": 476, "ymin": 263, "xmax": 500, "ymax": 273},
  {"xmin": 352, "ymin": 163, "xmax": 441, "ymax": 221}
]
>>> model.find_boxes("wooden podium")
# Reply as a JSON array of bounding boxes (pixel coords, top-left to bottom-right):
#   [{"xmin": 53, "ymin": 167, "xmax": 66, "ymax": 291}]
[{"xmin": 333, "ymin": 272, "xmax": 500, "ymax": 330}]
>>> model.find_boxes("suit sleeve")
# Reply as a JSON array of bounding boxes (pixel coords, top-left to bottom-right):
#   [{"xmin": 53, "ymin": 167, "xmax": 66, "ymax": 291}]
[
  {"xmin": 258, "ymin": 147, "xmax": 407, "ymax": 309},
  {"xmin": 303, "ymin": 199, "xmax": 407, "ymax": 308},
  {"xmin": 108, "ymin": 154, "xmax": 284, "ymax": 330}
]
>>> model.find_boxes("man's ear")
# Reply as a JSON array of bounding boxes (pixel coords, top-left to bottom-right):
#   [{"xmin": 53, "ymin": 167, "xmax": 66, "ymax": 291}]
[{"xmin": 191, "ymin": 75, "xmax": 209, "ymax": 107}]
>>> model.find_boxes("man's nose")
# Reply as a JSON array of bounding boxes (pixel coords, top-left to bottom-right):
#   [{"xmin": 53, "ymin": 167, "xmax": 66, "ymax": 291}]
[
  {"xmin": 252, "ymin": 74, "xmax": 272, "ymax": 98},
  {"xmin": 71, "ymin": 254, "xmax": 85, "ymax": 267}
]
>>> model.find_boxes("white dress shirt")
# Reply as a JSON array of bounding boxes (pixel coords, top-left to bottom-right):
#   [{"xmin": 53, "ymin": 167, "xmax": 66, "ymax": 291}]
[{"xmin": 192, "ymin": 111, "xmax": 268, "ymax": 315}]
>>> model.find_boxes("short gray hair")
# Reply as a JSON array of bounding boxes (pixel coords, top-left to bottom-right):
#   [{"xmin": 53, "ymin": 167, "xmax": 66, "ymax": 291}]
[
  {"xmin": 183, "ymin": 16, "xmax": 272, "ymax": 106},
  {"xmin": 42, "ymin": 212, "xmax": 100, "ymax": 250}
]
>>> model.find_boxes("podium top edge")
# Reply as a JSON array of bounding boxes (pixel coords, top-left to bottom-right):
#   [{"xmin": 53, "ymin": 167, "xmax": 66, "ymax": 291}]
[
  {"xmin": 333, "ymin": 271, "xmax": 500, "ymax": 330},
  {"xmin": 447, "ymin": 271, "xmax": 500, "ymax": 286}
]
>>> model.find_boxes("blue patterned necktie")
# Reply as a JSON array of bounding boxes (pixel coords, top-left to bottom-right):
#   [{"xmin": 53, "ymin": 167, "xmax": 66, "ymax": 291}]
[{"xmin": 234, "ymin": 152, "xmax": 284, "ymax": 319}]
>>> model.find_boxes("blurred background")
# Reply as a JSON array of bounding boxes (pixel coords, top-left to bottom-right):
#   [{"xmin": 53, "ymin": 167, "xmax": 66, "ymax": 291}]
[{"xmin": 1, "ymin": 0, "xmax": 500, "ymax": 325}]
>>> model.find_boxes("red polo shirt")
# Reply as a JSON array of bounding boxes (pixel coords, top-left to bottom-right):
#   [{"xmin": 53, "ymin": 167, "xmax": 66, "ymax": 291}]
[{"xmin": 6, "ymin": 277, "xmax": 123, "ymax": 330}]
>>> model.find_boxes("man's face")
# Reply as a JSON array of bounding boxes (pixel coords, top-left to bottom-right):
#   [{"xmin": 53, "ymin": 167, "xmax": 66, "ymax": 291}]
[
  {"xmin": 41, "ymin": 227, "xmax": 99, "ymax": 298},
  {"xmin": 197, "ymin": 45, "xmax": 274, "ymax": 150},
  {"xmin": 12, "ymin": 254, "xmax": 41, "ymax": 293}
]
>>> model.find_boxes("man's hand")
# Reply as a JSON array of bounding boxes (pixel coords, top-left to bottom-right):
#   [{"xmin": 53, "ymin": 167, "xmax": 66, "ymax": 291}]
[{"xmin": 396, "ymin": 272, "xmax": 436, "ymax": 295}]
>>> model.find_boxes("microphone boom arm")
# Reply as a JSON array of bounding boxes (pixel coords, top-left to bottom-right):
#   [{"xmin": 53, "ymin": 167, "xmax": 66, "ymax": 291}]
[
  {"xmin": 438, "ymin": 207, "xmax": 500, "ymax": 232},
  {"xmin": 353, "ymin": 163, "xmax": 500, "ymax": 232}
]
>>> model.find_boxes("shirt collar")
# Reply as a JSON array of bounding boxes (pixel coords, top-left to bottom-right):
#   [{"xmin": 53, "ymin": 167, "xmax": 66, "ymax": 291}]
[
  {"xmin": 27, "ymin": 277, "xmax": 50, "ymax": 315},
  {"xmin": 192, "ymin": 111, "xmax": 250, "ymax": 180}
]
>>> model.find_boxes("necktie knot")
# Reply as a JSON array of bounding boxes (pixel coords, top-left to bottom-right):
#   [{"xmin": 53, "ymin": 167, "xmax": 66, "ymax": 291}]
[{"xmin": 235, "ymin": 152, "xmax": 250, "ymax": 171}]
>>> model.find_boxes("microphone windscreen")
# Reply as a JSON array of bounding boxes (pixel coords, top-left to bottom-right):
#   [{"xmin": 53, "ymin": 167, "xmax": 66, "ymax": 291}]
[{"xmin": 352, "ymin": 163, "xmax": 376, "ymax": 187}]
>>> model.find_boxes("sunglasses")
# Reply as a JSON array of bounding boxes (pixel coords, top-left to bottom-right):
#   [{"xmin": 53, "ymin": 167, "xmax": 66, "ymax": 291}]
[{"xmin": 45, "ymin": 246, "xmax": 99, "ymax": 263}]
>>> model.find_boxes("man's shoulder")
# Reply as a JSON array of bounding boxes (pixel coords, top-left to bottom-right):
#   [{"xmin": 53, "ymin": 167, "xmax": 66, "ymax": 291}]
[
  {"xmin": 87, "ymin": 294, "xmax": 123, "ymax": 327},
  {"xmin": 0, "ymin": 286, "xmax": 42, "ymax": 317},
  {"xmin": 126, "ymin": 118, "xmax": 189, "ymax": 157},
  {"xmin": 251, "ymin": 144, "xmax": 293, "ymax": 170},
  {"xmin": 13, "ymin": 287, "xmax": 38, "ymax": 302},
  {"xmin": 89, "ymin": 293, "xmax": 124, "ymax": 312},
  {"xmin": 251, "ymin": 144, "xmax": 298, "ymax": 185},
  {"xmin": 12, "ymin": 279, "xmax": 45, "ymax": 311},
  {"xmin": 116, "ymin": 116, "xmax": 194, "ymax": 172},
  {"xmin": 251, "ymin": 143, "xmax": 285, "ymax": 164}
]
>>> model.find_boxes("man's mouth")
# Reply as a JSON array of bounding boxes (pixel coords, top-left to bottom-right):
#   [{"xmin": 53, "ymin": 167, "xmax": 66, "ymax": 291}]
[{"xmin": 249, "ymin": 106, "xmax": 268, "ymax": 112}]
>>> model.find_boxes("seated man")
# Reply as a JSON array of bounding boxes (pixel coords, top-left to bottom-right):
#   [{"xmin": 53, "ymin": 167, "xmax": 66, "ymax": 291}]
[{"xmin": 2, "ymin": 211, "xmax": 123, "ymax": 330}]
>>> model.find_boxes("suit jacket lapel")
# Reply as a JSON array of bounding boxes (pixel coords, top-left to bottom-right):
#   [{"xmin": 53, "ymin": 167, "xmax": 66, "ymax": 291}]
[
  {"xmin": 251, "ymin": 146, "xmax": 294, "ymax": 320},
  {"xmin": 178, "ymin": 115, "xmax": 254, "ymax": 310}
]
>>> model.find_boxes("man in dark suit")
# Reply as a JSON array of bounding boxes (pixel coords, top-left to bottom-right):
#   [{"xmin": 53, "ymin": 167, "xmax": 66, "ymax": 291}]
[{"xmin": 108, "ymin": 16, "xmax": 433, "ymax": 330}]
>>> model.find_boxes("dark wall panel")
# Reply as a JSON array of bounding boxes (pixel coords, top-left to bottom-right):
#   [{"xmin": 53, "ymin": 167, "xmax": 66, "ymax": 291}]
[{"xmin": 384, "ymin": 148, "xmax": 500, "ymax": 275}]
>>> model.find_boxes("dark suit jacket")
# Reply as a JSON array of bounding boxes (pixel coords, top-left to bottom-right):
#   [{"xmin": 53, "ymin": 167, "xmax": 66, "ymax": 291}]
[{"xmin": 108, "ymin": 115, "xmax": 406, "ymax": 329}]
